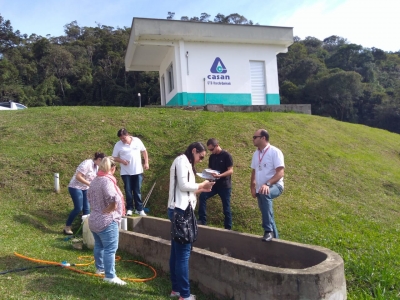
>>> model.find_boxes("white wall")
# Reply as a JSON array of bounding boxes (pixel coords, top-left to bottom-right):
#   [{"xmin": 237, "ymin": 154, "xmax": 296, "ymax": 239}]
[
  {"xmin": 159, "ymin": 41, "xmax": 286, "ymax": 104},
  {"xmin": 182, "ymin": 42, "xmax": 284, "ymax": 94},
  {"xmin": 159, "ymin": 46, "xmax": 177, "ymax": 104}
]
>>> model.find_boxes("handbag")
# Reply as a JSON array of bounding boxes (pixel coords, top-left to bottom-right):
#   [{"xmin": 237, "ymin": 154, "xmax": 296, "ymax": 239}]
[{"xmin": 171, "ymin": 166, "xmax": 198, "ymax": 244}]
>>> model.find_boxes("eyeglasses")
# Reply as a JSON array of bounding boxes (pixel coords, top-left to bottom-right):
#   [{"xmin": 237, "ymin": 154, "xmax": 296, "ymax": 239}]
[
  {"xmin": 208, "ymin": 147, "xmax": 215, "ymax": 152},
  {"xmin": 253, "ymin": 136, "xmax": 262, "ymax": 139},
  {"xmin": 199, "ymin": 155, "xmax": 205, "ymax": 161}
]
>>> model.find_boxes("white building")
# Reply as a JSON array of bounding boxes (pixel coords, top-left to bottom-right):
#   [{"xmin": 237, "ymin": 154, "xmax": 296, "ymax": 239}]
[{"xmin": 125, "ymin": 18, "xmax": 293, "ymax": 106}]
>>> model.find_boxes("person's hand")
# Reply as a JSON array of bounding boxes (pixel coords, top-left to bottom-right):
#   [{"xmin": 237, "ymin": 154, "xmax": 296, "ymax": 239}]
[
  {"xmin": 122, "ymin": 160, "xmax": 129, "ymax": 166},
  {"xmin": 258, "ymin": 184, "xmax": 270, "ymax": 195},
  {"xmin": 200, "ymin": 180, "xmax": 215, "ymax": 192},
  {"xmin": 144, "ymin": 162, "xmax": 149, "ymax": 170},
  {"xmin": 211, "ymin": 173, "xmax": 220, "ymax": 178},
  {"xmin": 102, "ymin": 202, "xmax": 116, "ymax": 214},
  {"xmin": 197, "ymin": 187, "xmax": 211, "ymax": 194}
]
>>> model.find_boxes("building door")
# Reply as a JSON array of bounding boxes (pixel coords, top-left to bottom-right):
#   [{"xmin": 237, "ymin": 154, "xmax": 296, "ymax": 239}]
[
  {"xmin": 161, "ymin": 75, "xmax": 166, "ymax": 106},
  {"xmin": 250, "ymin": 61, "xmax": 266, "ymax": 105}
]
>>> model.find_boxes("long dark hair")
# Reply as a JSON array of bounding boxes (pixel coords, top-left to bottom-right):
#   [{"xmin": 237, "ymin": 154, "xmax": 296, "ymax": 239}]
[
  {"xmin": 93, "ymin": 152, "xmax": 105, "ymax": 160},
  {"xmin": 183, "ymin": 142, "xmax": 206, "ymax": 173}
]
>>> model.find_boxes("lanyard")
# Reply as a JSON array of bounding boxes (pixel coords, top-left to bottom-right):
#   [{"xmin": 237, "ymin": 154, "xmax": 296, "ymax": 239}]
[{"xmin": 258, "ymin": 145, "xmax": 270, "ymax": 165}]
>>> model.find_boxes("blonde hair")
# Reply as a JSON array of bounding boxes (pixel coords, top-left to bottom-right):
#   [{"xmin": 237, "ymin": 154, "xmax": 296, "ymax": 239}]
[{"xmin": 99, "ymin": 156, "xmax": 116, "ymax": 173}]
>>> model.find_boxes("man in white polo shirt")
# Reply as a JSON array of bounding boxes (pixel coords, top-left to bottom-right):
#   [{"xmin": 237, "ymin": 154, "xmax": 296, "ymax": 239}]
[
  {"xmin": 112, "ymin": 128, "xmax": 149, "ymax": 216},
  {"xmin": 250, "ymin": 129, "xmax": 284, "ymax": 242}
]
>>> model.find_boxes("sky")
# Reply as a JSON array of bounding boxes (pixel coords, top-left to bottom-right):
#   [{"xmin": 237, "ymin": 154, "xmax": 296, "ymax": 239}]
[{"xmin": 1, "ymin": 0, "xmax": 399, "ymax": 52}]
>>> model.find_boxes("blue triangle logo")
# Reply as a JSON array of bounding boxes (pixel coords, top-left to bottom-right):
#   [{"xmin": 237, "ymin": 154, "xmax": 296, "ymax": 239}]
[{"xmin": 210, "ymin": 57, "xmax": 227, "ymax": 74}]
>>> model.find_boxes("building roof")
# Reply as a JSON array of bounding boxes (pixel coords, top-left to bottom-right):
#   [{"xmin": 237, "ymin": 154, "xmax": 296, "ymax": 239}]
[{"xmin": 125, "ymin": 18, "xmax": 294, "ymax": 72}]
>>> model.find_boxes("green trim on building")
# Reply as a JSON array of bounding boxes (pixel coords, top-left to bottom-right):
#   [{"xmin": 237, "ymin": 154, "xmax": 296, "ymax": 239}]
[
  {"xmin": 167, "ymin": 93, "xmax": 251, "ymax": 106},
  {"xmin": 167, "ymin": 93, "xmax": 281, "ymax": 106},
  {"xmin": 266, "ymin": 94, "xmax": 281, "ymax": 105}
]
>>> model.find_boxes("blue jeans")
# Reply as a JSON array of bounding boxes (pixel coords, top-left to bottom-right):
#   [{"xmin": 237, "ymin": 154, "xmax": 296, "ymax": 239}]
[
  {"xmin": 256, "ymin": 184, "xmax": 283, "ymax": 239},
  {"xmin": 92, "ymin": 221, "xmax": 119, "ymax": 279},
  {"xmin": 66, "ymin": 187, "xmax": 89, "ymax": 226},
  {"xmin": 121, "ymin": 174, "xmax": 143, "ymax": 211},
  {"xmin": 198, "ymin": 188, "xmax": 232, "ymax": 229},
  {"xmin": 168, "ymin": 208, "xmax": 192, "ymax": 298}
]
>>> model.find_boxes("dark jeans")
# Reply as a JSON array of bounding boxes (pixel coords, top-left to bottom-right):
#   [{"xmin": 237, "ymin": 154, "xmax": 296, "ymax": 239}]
[
  {"xmin": 198, "ymin": 187, "xmax": 232, "ymax": 229},
  {"xmin": 121, "ymin": 174, "xmax": 143, "ymax": 211},
  {"xmin": 66, "ymin": 187, "xmax": 89, "ymax": 226},
  {"xmin": 168, "ymin": 208, "xmax": 192, "ymax": 298}
]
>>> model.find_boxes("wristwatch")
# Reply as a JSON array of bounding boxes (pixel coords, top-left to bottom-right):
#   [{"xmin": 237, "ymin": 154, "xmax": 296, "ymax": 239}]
[{"xmin": 266, "ymin": 181, "xmax": 271, "ymax": 187}]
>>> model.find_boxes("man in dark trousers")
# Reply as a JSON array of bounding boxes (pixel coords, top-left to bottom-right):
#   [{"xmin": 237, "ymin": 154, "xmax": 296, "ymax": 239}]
[{"xmin": 198, "ymin": 138, "xmax": 233, "ymax": 229}]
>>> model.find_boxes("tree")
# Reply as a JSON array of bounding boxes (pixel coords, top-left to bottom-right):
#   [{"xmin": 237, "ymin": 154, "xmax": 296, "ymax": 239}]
[
  {"xmin": 40, "ymin": 45, "xmax": 74, "ymax": 101},
  {"xmin": 167, "ymin": 12, "xmax": 175, "ymax": 20},
  {"xmin": 301, "ymin": 36, "xmax": 322, "ymax": 54},
  {"xmin": 322, "ymin": 35, "xmax": 347, "ymax": 52},
  {"xmin": 0, "ymin": 14, "xmax": 20, "ymax": 54},
  {"xmin": 214, "ymin": 13, "xmax": 225, "ymax": 23},
  {"xmin": 64, "ymin": 21, "xmax": 82, "ymax": 41},
  {"xmin": 199, "ymin": 13, "xmax": 211, "ymax": 22},
  {"xmin": 374, "ymin": 98, "xmax": 400, "ymax": 133},
  {"xmin": 304, "ymin": 71, "xmax": 363, "ymax": 121},
  {"xmin": 0, "ymin": 58, "xmax": 22, "ymax": 101}
]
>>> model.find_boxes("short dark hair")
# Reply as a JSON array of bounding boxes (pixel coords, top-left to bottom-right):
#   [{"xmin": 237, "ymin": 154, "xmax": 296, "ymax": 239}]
[
  {"xmin": 117, "ymin": 128, "xmax": 129, "ymax": 137},
  {"xmin": 207, "ymin": 138, "xmax": 218, "ymax": 147},
  {"xmin": 260, "ymin": 129, "xmax": 270, "ymax": 141}
]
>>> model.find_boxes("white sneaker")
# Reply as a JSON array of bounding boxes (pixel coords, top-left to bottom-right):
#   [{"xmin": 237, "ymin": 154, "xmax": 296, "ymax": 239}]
[
  {"xmin": 170, "ymin": 291, "xmax": 180, "ymax": 297},
  {"xmin": 126, "ymin": 210, "xmax": 133, "ymax": 216},
  {"xmin": 95, "ymin": 269, "xmax": 105, "ymax": 275},
  {"xmin": 179, "ymin": 295, "xmax": 196, "ymax": 300},
  {"xmin": 103, "ymin": 277, "xmax": 127, "ymax": 285},
  {"xmin": 135, "ymin": 210, "xmax": 147, "ymax": 216}
]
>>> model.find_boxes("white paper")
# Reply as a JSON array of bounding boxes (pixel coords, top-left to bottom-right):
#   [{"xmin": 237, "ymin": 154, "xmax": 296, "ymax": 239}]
[{"xmin": 196, "ymin": 169, "xmax": 220, "ymax": 180}]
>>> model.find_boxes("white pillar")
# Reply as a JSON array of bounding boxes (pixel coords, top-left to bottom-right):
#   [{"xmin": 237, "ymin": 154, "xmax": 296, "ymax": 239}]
[{"xmin": 54, "ymin": 173, "xmax": 60, "ymax": 193}]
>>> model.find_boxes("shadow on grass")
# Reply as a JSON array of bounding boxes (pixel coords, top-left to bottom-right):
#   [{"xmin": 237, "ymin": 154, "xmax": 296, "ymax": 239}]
[
  {"xmin": 25, "ymin": 274, "xmax": 163, "ymax": 300},
  {"xmin": 0, "ymin": 255, "xmax": 40, "ymax": 272},
  {"xmin": 13, "ymin": 214, "xmax": 61, "ymax": 234}
]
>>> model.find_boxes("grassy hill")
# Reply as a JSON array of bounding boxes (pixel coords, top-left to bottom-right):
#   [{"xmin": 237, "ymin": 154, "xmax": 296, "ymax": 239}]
[{"xmin": 0, "ymin": 106, "xmax": 399, "ymax": 299}]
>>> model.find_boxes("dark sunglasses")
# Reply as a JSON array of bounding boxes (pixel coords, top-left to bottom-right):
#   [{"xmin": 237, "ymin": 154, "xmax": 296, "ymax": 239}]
[
  {"xmin": 199, "ymin": 155, "xmax": 205, "ymax": 160},
  {"xmin": 208, "ymin": 147, "xmax": 215, "ymax": 152},
  {"xmin": 253, "ymin": 136, "xmax": 262, "ymax": 139}
]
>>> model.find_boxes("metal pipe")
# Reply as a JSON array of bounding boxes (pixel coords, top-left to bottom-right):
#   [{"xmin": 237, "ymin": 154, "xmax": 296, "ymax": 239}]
[
  {"xmin": 204, "ymin": 78, "xmax": 207, "ymax": 106},
  {"xmin": 186, "ymin": 51, "xmax": 189, "ymax": 75},
  {"xmin": 54, "ymin": 173, "xmax": 60, "ymax": 193}
]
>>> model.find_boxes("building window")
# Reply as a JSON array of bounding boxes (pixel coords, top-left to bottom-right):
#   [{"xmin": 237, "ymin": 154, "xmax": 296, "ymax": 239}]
[{"xmin": 167, "ymin": 63, "xmax": 174, "ymax": 92}]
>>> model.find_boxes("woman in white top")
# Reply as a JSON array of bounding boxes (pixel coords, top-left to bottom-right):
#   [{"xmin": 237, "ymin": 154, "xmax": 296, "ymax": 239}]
[
  {"xmin": 167, "ymin": 142, "xmax": 214, "ymax": 300},
  {"xmin": 64, "ymin": 152, "xmax": 105, "ymax": 235}
]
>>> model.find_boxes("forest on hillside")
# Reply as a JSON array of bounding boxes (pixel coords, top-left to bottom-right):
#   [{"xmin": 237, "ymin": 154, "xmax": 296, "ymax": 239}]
[{"xmin": 1, "ymin": 12, "xmax": 399, "ymax": 133}]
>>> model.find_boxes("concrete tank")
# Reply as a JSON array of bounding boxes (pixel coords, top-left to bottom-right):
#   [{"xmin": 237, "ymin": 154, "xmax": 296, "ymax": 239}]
[{"xmin": 118, "ymin": 216, "xmax": 346, "ymax": 300}]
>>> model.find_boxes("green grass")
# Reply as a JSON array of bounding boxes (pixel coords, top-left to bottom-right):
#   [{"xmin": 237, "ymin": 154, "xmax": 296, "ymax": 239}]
[{"xmin": 1, "ymin": 106, "xmax": 400, "ymax": 299}]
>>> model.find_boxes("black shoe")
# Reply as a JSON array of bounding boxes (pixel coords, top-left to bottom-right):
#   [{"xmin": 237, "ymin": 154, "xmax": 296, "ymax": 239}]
[
  {"xmin": 262, "ymin": 231, "xmax": 273, "ymax": 242},
  {"xmin": 197, "ymin": 220, "xmax": 206, "ymax": 225}
]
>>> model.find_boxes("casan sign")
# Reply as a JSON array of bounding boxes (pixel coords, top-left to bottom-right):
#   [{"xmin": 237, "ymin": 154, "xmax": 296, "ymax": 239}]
[{"xmin": 207, "ymin": 57, "xmax": 231, "ymax": 83}]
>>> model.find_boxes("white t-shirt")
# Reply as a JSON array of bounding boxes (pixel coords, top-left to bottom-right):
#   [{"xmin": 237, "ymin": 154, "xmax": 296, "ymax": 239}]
[
  {"xmin": 112, "ymin": 136, "xmax": 146, "ymax": 175},
  {"xmin": 68, "ymin": 159, "xmax": 98, "ymax": 190},
  {"xmin": 251, "ymin": 144, "xmax": 285, "ymax": 191}
]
